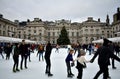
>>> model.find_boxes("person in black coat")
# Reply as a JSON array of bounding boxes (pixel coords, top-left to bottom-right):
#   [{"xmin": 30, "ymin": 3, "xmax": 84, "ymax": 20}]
[
  {"xmin": 65, "ymin": 48, "xmax": 74, "ymax": 78},
  {"xmin": 0, "ymin": 46, "xmax": 4, "ymax": 59},
  {"xmin": 44, "ymin": 42, "xmax": 53, "ymax": 76},
  {"xmin": 109, "ymin": 41, "xmax": 116, "ymax": 69},
  {"xmin": 5, "ymin": 43, "xmax": 12, "ymax": 60},
  {"xmin": 90, "ymin": 38, "xmax": 120, "ymax": 79},
  {"xmin": 114, "ymin": 43, "xmax": 120, "ymax": 56},
  {"xmin": 19, "ymin": 40, "xmax": 28, "ymax": 69},
  {"xmin": 13, "ymin": 43, "xmax": 20, "ymax": 72}
]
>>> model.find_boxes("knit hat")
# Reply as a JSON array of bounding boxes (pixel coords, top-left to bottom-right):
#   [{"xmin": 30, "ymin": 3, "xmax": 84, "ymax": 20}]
[
  {"xmin": 103, "ymin": 38, "xmax": 111, "ymax": 46},
  {"xmin": 80, "ymin": 49, "xmax": 86, "ymax": 55}
]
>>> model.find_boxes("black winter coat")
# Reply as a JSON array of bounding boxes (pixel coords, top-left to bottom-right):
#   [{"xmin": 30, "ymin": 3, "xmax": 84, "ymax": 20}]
[
  {"xmin": 19, "ymin": 44, "xmax": 28, "ymax": 55},
  {"xmin": 14, "ymin": 46, "xmax": 20, "ymax": 56},
  {"xmin": 45, "ymin": 43, "xmax": 52, "ymax": 58},
  {"xmin": 91, "ymin": 46, "xmax": 120, "ymax": 66}
]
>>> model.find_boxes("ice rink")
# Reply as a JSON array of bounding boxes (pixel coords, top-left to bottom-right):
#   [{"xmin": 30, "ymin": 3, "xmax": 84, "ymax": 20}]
[{"xmin": 0, "ymin": 48, "xmax": 120, "ymax": 79}]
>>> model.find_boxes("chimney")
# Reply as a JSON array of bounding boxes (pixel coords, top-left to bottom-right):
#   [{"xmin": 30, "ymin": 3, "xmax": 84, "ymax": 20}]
[
  {"xmin": 98, "ymin": 18, "xmax": 100, "ymax": 22},
  {"xmin": 27, "ymin": 19, "xmax": 30, "ymax": 22},
  {"xmin": 0, "ymin": 14, "xmax": 3, "ymax": 18},
  {"xmin": 14, "ymin": 20, "xmax": 19, "ymax": 24},
  {"xmin": 117, "ymin": 7, "xmax": 120, "ymax": 13},
  {"xmin": 88, "ymin": 17, "xmax": 93, "ymax": 21}
]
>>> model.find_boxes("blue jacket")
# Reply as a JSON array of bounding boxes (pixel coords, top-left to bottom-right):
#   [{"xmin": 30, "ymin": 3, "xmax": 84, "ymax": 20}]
[{"xmin": 65, "ymin": 53, "xmax": 73, "ymax": 62}]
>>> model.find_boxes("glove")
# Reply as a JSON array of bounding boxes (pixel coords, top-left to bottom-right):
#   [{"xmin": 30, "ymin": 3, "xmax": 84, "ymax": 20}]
[
  {"xmin": 71, "ymin": 62, "xmax": 75, "ymax": 67},
  {"xmin": 90, "ymin": 59, "xmax": 94, "ymax": 63}
]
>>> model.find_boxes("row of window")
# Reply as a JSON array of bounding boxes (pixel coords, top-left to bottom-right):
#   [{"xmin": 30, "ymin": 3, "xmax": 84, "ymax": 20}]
[
  {"xmin": 113, "ymin": 25, "xmax": 120, "ymax": 32},
  {"xmin": 47, "ymin": 32, "xmax": 91, "ymax": 37},
  {"xmin": 0, "ymin": 24, "xmax": 16, "ymax": 31}
]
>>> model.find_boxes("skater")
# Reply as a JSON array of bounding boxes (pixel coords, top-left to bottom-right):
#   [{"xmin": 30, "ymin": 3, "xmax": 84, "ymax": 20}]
[
  {"xmin": 88, "ymin": 43, "xmax": 93, "ymax": 55},
  {"xmin": 109, "ymin": 41, "xmax": 116, "ymax": 69},
  {"xmin": 19, "ymin": 40, "xmax": 28, "ymax": 69},
  {"xmin": 74, "ymin": 49, "xmax": 89, "ymax": 79},
  {"xmin": 0, "ymin": 46, "xmax": 4, "ymax": 59},
  {"xmin": 28, "ymin": 45, "xmax": 31, "ymax": 62},
  {"xmin": 114, "ymin": 43, "xmax": 120, "ymax": 56},
  {"xmin": 55, "ymin": 44, "xmax": 59, "ymax": 53},
  {"xmin": 74, "ymin": 42, "xmax": 81, "ymax": 56},
  {"xmin": 12, "ymin": 43, "xmax": 20, "ymax": 72},
  {"xmin": 65, "ymin": 48, "xmax": 74, "ymax": 78},
  {"xmin": 44, "ymin": 42, "xmax": 53, "ymax": 76},
  {"xmin": 90, "ymin": 38, "xmax": 120, "ymax": 79},
  {"xmin": 38, "ymin": 44, "xmax": 44, "ymax": 61},
  {"xmin": 30, "ymin": 44, "xmax": 35, "ymax": 53},
  {"xmin": 5, "ymin": 43, "xmax": 12, "ymax": 60}
]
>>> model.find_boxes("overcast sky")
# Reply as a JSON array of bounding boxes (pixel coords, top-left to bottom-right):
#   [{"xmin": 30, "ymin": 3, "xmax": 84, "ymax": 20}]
[{"xmin": 0, "ymin": 0, "xmax": 120, "ymax": 23}]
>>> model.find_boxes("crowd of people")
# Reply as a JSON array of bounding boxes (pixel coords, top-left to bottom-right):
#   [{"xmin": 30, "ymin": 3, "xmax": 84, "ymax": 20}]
[
  {"xmin": 0, "ymin": 40, "xmax": 54, "ymax": 77},
  {"xmin": 65, "ymin": 39, "xmax": 120, "ymax": 79},
  {"xmin": 0, "ymin": 38, "xmax": 120, "ymax": 79}
]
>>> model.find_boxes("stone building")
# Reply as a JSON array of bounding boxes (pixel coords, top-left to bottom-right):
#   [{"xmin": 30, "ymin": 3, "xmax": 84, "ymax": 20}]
[
  {"xmin": 8, "ymin": 17, "xmax": 112, "ymax": 44},
  {"xmin": 79, "ymin": 17, "xmax": 111, "ymax": 44},
  {"xmin": 45, "ymin": 19, "xmax": 80, "ymax": 44},
  {"xmin": 0, "ymin": 7, "xmax": 120, "ymax": 44},
  {"xmin": 112, "ymin": 7, "xmax": 120, "ymax": 37},
  {"xmin": 0, "ymin": 14, "xmax": 17, "ymax": 37}
]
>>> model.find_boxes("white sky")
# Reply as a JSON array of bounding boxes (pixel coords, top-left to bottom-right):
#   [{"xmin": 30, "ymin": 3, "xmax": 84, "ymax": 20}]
[{"xmin": 0, "ymin": 0, "xmax": 120, "ymax": 23}]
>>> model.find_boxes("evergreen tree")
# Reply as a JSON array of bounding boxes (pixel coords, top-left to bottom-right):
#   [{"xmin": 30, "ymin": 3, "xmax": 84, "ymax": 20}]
[{"xmin": 57, "ymin": 26, "xmax": 70, "ymax": 45}]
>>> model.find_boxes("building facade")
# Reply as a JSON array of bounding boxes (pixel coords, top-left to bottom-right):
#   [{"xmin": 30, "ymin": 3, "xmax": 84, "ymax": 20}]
[
  {"xmin": 0, "ymin": 7, "xmax": 120, "ymax": 44},
  {"xmin": 112, "ymin": 7, "xmax": 120, "ymax": 37},
  {"xmin": 0, "ymin": 14, "xmax": 17, "ymax": 37}
]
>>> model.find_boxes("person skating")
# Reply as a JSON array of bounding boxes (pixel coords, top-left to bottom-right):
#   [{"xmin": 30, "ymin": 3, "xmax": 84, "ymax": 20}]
[
  {"xmin": 114, "ymin": 43, "xmax": 120, "ymax": 56},
  {"xmin": 74, "ymin": 42, "xmax": 81, "ymax": 56},
  {"xmin": 44, "ymin": 42, "xmax": 53, "ymax": 76},
  {"xmin": 19, "ymin": 40, "xmax": 28, "ymax": 70},
  {"xmin": 55, "ymin": 44, "xmax": 59, "ymax": 53},
  {"xmin": 38, "ymin": 44, "xmax": 44, "ymax": 61},
  {"xmin": 27, "ymin": 45, "xmax": 31, "ymax": 62},
  {"xmin": 12, "ymin": 43, "xmax": 20, "ymax": 72},
  {"xmin": 74, "ymin": 49, "xmax": 89, "ymax": 79},
  {"xmin": 65, "ymin": 48, "xmax": 74, "ymax": 78},
  {"xmin": 0, "ymin": 46, "xmax": 4, "ymax": 59},
  {"xmin": 90, "ymin": 38, "xmax": 120, "ymax": 79},
  {"xmin": 108, "ymin": 41, "xmax": 117, "ymax": 69},
  {"xmin": 5, "ymin": 43, "xmax": 12, "ymax": 60}
]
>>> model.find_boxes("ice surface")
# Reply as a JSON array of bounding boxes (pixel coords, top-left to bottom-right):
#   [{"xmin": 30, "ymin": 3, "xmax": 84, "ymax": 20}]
[{"xmin": 0, "ymin": 48, "xmax": 120, "ymax": 79}]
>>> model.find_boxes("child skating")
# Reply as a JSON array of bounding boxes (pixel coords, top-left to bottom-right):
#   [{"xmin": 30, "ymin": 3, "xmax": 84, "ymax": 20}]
[
  {"xmin": 74, "ymin": 49, "xmax": 89, "ymax": 79},
  {"xmin": 65, "ymin": 48, "xmax": 74, "ymax": 78}
]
